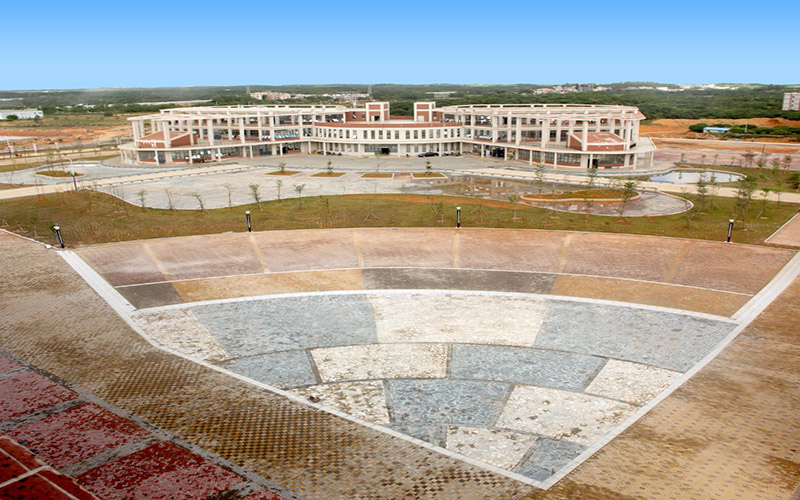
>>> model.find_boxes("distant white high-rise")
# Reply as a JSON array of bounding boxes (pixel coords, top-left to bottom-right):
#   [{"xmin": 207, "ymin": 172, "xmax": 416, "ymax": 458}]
[{"xmin": 782, "ymin": 92, "xmax": 800, "ymax": 111}]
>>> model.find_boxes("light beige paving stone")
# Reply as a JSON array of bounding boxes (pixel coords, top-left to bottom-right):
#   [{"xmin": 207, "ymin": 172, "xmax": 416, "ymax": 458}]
[
  {"xmin": 445, "ymin": 427, "xmax": 539, "ymax": 470},
  {"xmin": 132, "ymin": 309, "xmax": 230, "ymax": 362},
  {"xmin": 585, "ymin": 359, "xmax": 682, "ymax": 405},
  {"xmin": 310, "ymin": 344, "xmax": 447, "ymax": 383},
  {"xmin": 496, "ymin": 386, "xmax": 634, "ymax": 446},
  {"xmin": 369, "ymin": 293, "xmax": 547, "ymax": 346},
  {"xmin": 288, "ymin": 381, "xmax": 391, "ymax": 424}
]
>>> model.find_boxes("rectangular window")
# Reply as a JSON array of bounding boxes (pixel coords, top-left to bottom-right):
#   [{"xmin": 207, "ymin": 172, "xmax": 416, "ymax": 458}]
[
  {"xmin": 421, "ymin": 130, "xmax": 426, "ymax": 139},
  {"xmin": 405, "ymin": 130, "xmax": 410, "ymax": 139}
]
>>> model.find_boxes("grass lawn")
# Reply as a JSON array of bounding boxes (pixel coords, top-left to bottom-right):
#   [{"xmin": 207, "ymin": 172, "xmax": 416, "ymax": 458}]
[
  {"xmin": 361, "ymin": 173, "xmax": 393, "ymax": 178},
  {"xmin": 520, "ymin": 189, "xmax": 628, "ymax": 200},
  {"xmin": 0, "ymin": 191, "xmax": 796, "ymax": 248},
  {"xmin": 412, "ymin": 172, "xmax": 446, "ymax": 178},
  {"xmin": 0, "ymin": 183, "xmax": 23, "ymax": 190}
]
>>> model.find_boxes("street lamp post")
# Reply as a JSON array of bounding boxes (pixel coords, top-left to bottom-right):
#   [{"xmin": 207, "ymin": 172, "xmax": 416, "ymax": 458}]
[
  {"xmin": 54, "ymin": 225, "xmax": 65, "ymax": 248},
  {"xmin": 456, "ymin": 206, "xmax": 461, "ymax": 228},
  {"xmin": 727, "ymin": 219, "xmax": 734, "ymax": 243}
]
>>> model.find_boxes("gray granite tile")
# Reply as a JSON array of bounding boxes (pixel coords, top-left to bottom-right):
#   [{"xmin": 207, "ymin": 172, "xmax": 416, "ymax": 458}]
[
  {"xmin": 514, "ymin": 437, "xmax": 586, "ymax": 482},
  {"xmin": 191, "ymin": 294, "xmax": 378, "ymax": 357},
  {"xmin": 450, "ymin": 345, "xmax": 605, "ymax": 391},
  {"xmin": 387, "ymin": 423, "xmax": 445, "ymax": 447},
  {"xmin": 534, "ymin": 301, "xmax": 735, "ymax": 371},
  {"xmin": 222, "ymin": 350, "xmax": 317, "ymax": 389},
  {"xmin": 388, "ymin": 379, "xmax": 510, "ymax": 427}
]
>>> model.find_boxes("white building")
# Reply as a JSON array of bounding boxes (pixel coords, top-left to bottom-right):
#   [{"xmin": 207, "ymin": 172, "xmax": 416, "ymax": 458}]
[
  {"xmin": 0, "ymin": 109, "xmax": 43, "ymax": 120},
  {"xmin": 782, "ymin": 92, "xmax": 800, "ymax": 111},
  {"xmin": 120, "ymin": 101, "xmax": 655, "ymax": 170}
]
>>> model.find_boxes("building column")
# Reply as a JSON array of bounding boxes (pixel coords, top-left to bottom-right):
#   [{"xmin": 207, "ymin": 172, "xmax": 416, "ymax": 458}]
[
  {"xmin": 239, "ymin": 118, "xmax": 246, "ymax": 144},
  {"xmin": 581, "ymin": 121, "xmax": 588, "ymax": 152},
  {"xmin": 207, "ymin": 121, "xmax": 215, "ymax": 146}
]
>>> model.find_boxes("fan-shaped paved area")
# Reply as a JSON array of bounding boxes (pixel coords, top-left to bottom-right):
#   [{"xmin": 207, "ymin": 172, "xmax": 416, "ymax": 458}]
[{"xmin": 1, "ymin": 228, "xmax": 799, "ymax": 499}]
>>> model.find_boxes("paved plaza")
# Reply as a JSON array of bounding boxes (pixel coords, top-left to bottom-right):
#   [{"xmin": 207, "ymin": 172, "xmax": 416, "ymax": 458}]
[{"xmin": 1, "ymin": 227, "xmax": 798, "ymax": 498}]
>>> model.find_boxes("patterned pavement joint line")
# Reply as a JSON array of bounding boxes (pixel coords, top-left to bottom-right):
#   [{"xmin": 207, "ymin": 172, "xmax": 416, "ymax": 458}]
[
  {"xmin": 221, "ymin": 351, "xmax": 318, "ymax": 389},
  {"xmin": 445, "ymin": 427, "xmax": 539, "ymax": 470},
  {"xmin": 288, "ymin": 381, "xmax": 391, "ymax": 425},
  {"xmin": 388, "ymin": 379, "xmax": 510, "ymax": 427},
  {"xmin": 585, "ymin": 359, "xmax": 682, "ymax": 405},
  {"xmin": 370, "ymin": 293, "xmax": 547, "ymax": 346},
  {"xmin": 133, "ymin": 309, "xmax": 230, "ymax": 362},
  {"xmin": 311, "ymin": 344, "xmax": 447, "ymax": 383},
  {"xmin": 535, "ymin": 300, "xmax": 736, "ymax": 372},
  {"xmin": 191, "ymin": 294, "xmax": 378, "ymax": 357},
  {"xmin": 496, "ymin": 386, "xmax": 635, "ymax": 446},
  {"xmin": 450, "ymin": 344, "xmax": 605, "ymax": 391}
]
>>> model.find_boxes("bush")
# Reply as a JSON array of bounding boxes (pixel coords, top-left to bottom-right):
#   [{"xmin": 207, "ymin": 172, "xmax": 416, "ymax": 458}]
[
  {"xmin": 688, "ymin": 122, "xmax": 707, "ymax": 133},
  {"xmin": 4, "ymin": 114, "xmax": 19, "ymax": 121}
]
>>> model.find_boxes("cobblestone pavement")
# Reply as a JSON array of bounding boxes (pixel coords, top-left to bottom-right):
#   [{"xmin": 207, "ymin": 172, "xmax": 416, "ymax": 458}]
[{"xmin": 0, "ymin": 229, "xmax": 799, "ymax": 499}]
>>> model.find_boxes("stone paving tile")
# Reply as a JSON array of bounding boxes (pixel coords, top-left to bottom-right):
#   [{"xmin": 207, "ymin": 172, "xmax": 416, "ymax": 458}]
[
  {"xmin": 37, "ymin": 469, "xmax": 98, "ymax": 500},
  {"xmin": 134, "ymin": 309, "xmax": 230, "ymax": 362},
  {"xmin": 370, "ymin": 293, "xmax": 547, "ymax": 346},
  {"xmin": 191, "ymin": 294, "xmax": 378, "ymax": 357},
  {"xmin": 388, "ymin": 379, "xmax": 510, "ymax": 427},
  {"xmin": 75, "ymin": 441, "xmax": 243, "ymax": 500},
  {"xmin": 515, "ymin": 438, "xmax": 586, "ymax": 482},
  {"xmin": 550, "ymin": 274, "xmax": 749, "ymax": 317},
  {"xmin": 497, "ymin": 386, "xmax": 634, "ymax": 446},
  {"xmin": 116, "ymin": 282, "xmax": 184, "ymax": 309},
  {"xmin": 249, "ymin": 229, "xmax": 360, "ymax": 272},
  {"xmin": 445, "ymin": 427, "xmax": 539, "ymax": 470},
  {"xmin": 356, "ymin": 229, "xmax": 456, "ymax": 268},
  {"xmin": 450, "ymin": 345, "xmax": 605, "ymax": 391},
  {"xmin": 0, "ymin": 355, "xmax": 21, "ymax": 373},
  {"xmin": 0, "ymin": 371, "xmax": 78, "ymax": 421},
  {"xmin": 362, "ymin": 268, "xmax": 556, "ymax": 295},
  {"xmin": 145, "ymin": 234, "xmax": 264, "ymax": 281},
  {"xmin": 222, "ymin": 351, "xmax": 317, "ymax": 389},
  {"xmin": 76, "ymin": 243, "xmax": 165, "ymax": 286},
  {"xmin": 585, "ymin": 359, "xmax": 681, "ymax": 405},
  {"xmin": 457, "ymin": 230, "xmax": 567, "ymax": 272},
  {"xmin": 311, "ymin": 344, "xmax": 447, "ymax": 383},
  {"xmin": 288, "ymin": 381, "xmax": 391, "ymax": 424},
  {"xmin": 0, "ymin": 472, "xmax": 93, "ymax": 499},
  {"xmin": 386, "ymin": 423, "xmax": 445, "ymax": 447},
  {"xmin": 535, "ymin": 301, "xmax": 735, "ymax": 372},
  {"xmin": 1, "ymin": 436, "xmax": 44, "ymax": 477},
  {"xmin": 6, "ymin": 403, "xmax": 150, "ymax": 470},
  {"xmin": 172, "ymin": 269, "xmax": 365, "ymax": 303}
]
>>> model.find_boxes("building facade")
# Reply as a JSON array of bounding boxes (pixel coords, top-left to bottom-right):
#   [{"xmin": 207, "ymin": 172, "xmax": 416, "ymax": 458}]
[
  {"xmin": 783, "ymin": 92, "xmax": 800, "ymax": 111},
  {"xmin": 119, "ymin": 102, "xmax": 655, "ymax": 169}
]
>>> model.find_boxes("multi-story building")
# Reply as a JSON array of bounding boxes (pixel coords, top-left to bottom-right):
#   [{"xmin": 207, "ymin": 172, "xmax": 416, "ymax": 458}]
[
  {"xmin": 782, "ymin": 92, "xmax": 800, "ymax": 111},
  {"xmin": 119, "ymin": 102, "xmax": 655, "ymax": 169}
]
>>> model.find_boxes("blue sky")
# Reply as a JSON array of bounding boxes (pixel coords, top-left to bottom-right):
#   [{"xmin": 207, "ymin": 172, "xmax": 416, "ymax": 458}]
[{"xmin": 3, "ymin": 0, "xmax": 797, "ymax": 90}]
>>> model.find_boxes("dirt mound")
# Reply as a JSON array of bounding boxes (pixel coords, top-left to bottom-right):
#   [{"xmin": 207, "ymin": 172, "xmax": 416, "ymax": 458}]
[{"xmin": 641, "ymin": 118, "xmax": 800, "ymax": 138}]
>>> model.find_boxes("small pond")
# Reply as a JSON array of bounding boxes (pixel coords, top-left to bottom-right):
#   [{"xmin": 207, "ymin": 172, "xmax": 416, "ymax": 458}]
[{"xmin": 647, "ymin": 169, "xmax": 743, "ymax": 184}]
